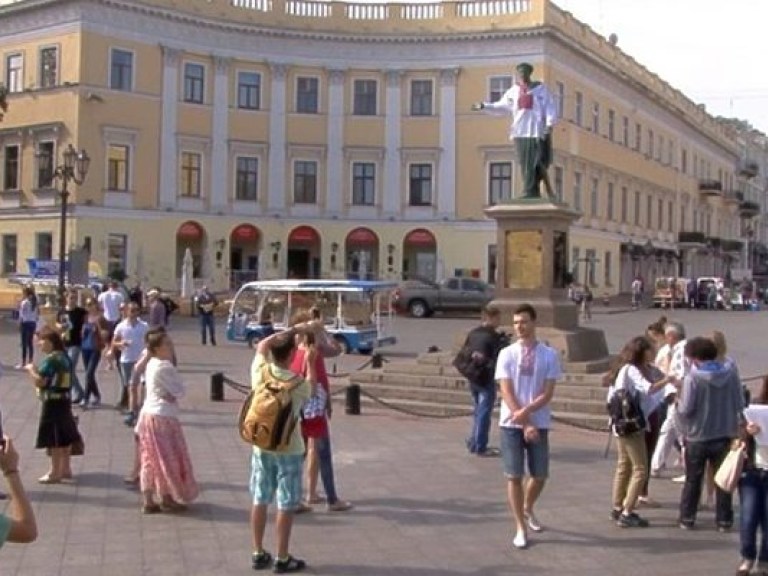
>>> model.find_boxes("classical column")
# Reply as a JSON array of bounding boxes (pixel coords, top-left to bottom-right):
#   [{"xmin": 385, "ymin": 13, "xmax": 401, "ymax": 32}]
[
  {"xmin": 159, "ymin": 46, "xmax": 181, "ymax": 207},
  {"xmin": 383, "ymin": 69, "xmax": 402, "ymax": 216},
  {"xmin": 210, "ymin": 56, "xmax": 231, "ymax": 211},
  {"xmin": 438, "ymin": 68, "xmax": 458, "ymax": 218},
  {"xmin": 326, "ymin": 68, "xmax": 346, "ymax": 216},
  {"xmin": 268, "ymin": 63, "xmax": 288, "ymax": 212}
]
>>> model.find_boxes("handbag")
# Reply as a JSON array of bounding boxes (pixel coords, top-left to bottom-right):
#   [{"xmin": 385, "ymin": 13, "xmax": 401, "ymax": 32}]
[{"xmin": 714, "ymin": 442, "xmax": 746, "ymax": 493}]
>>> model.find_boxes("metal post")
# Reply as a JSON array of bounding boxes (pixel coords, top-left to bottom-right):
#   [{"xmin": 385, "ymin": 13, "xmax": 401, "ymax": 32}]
[
  {"xmin": 57, "ymin": 184, "xmax": 69, "ymax": 314},
  {"xmin": 345, "ymin": 384, "xmax": 361, "ymax": 415},
  {"xmin": 210, "ymin": 372, "xmax": 224, "ymax": 402}
]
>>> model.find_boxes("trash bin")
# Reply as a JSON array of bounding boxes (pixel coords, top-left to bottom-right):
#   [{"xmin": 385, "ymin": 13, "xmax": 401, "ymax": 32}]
[
  {"xmin": 345, "ymin": 384, "xmax": 361, "ymax": 415},
  {"xmin": 210, "ymin": 372, "xmax": 224, "ymax": 402}
]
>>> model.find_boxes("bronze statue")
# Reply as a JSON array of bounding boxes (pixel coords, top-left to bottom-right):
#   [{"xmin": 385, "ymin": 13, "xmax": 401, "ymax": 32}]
[{"xmin": 473, "ymin": 63, "xmax": 557, "ymax": 200}]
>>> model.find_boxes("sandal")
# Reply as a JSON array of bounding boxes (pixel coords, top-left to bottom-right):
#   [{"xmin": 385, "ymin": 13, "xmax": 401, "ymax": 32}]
[
  {"xmin": 273, "ymin": 555, "xmax": 306, "ymax": 574},
  {"xmin": 142, "ymin": 503, "xmax": 161, "ymax": 514}
]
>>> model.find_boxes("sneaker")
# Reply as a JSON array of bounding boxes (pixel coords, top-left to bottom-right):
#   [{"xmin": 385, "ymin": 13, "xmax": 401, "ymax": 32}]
[
  {"xmin": 717, "ymin": 523, "xmax": 732, "ymax": 533},
  {"xmin": 14, "ymin": 363, "xmax": 23, "ymax": 370},
  {"xmin": 476, "ymin": 447, "xmax": 501, "ymax": 458},
  {"xmin": 679, "ymin": 520, "xmax": 694, "ymax": 530},
  {"xmin": 90, "ymin": 398, "xmax": 101, "ymax": 408},
  {"xmin": 79, "ymin": 399, "xmax": 89, "ymax": 409},
  {"xmin": 124, "ymin": 412, "xmax": 137, "ymax": 427},
  {"xmin": 273, "ymin": 555, "xmax": 306, "ymax": 574},
  {"xmin": 327, "ymin": 500, "xmax": 353, "ymax": 512},
  {"xmin": 512, "ymin": 530, "xmax": 527, "ymax": 549},
  {"xmin": 672, "ymin": 474, "xmax": 686, "ymax": 484},
  {"xmin": 637, "ymin": 496, "xmax": 661, "ymax": 508},
  {"xmin": 609, "ymin": 508, "xmax": 622, "ymax": 521},
  {"xmin": 252, "ymin": 550, "xmax": 273, "ymax": 570},
  {"xmin": 294, "ymin": 502, "xmax": 313, "ymax": 514},
  {"xmin": 524, "ymin": 511, "xmax": 543, "ymax": 532},
  {"xmin": 617, "ymin": 513, "xmax": 649, "ymax": 528}
]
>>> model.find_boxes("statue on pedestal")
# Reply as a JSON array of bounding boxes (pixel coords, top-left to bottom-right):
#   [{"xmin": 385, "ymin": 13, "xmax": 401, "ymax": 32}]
[{"xmin": 472, "ymin": 63, "xmax": 557, "ymax": 200}]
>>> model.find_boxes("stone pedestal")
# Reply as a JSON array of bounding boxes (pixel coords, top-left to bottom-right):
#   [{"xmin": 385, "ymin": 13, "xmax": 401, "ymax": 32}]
[{"xmin": 485, "ymin": 200, "xmax": 609, "ymax": 366}]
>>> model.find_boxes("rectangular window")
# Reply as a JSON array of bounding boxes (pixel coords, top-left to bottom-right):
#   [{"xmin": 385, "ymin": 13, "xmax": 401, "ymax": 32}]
[
  {"xmin": 590, "ymin": 177, "xmax": 599, "ymax": 217},
  {"xmin": 107, "ymin": 234, "xmax": 127, "ymax": 277},
  {"xmin": 680, "ymin": 202, "xmax": 686, "ymax": 231},
  {"xmin": 293, "ymin": 160, "xmax": 317, "ymax": 204},
  {"xmin": 3, "ymin": 145, "xmax": 19, "ymax": 190},
  {"xmin": 36, "ymin": 141, "xmax": 54, "ymax": 188},
  {"xmin": 622, "ymin": 116, "xmax": 629, "ymax": 147},
  {"xmin": 681, "ymin": 149, "xmax": 688, "ymax": 174},
  {"xmin": 352, "ymin": 162, "xmax": 375, "ymax": 206},
  {"xmin": 555, "ymin": 81, "xmax": 564, "ymax": 119},
  {"xmin": 657, "ymin": 198, "xmax": 664, "ymax": 231},
  {"xmin": 607, "ymin": 182, "xmax": 614, "ymax": 221},
  {"xmin": 39, "ymin": 46, "xmax": 57, "ymax": 88},
  {"xmin": 237, "ymin": 71, "xmax": 261, "ymax": 110},
  {"xmin": 235, "ymin": 156, "xmax": 258, "ymax": 201},
  {"xmin": 591, "ymin": 102, "xmax": 600, "ymax": 133},
  {"xmin": 573, "ymin": 172, "xmax": 582, "ymax": 211},
  {"xmin": 410, "ymin": 79, "xmax": 433, "ymax": 116},
  {"xmin": 657, "ymin": 134, "xmax": 663, "ymax": 161},
  {"xmin": 353, "ymin": 79, "xmax": 377, "ymax": 116},
  {"xmin": 489, "ymin": 76, "xmax": 512, "ymax": 102},
  {"xmin": 110, "ymin": 48, "xmax": 133, "ymax": 91},
  {"xmin": 183, "ymin": 62, "xmax": 205, "ymax": 104},
  {"xmin": 621, "ymin": 186, "xmax": 628, "ymax": 223},
  {"xmin": 296, "ymin": 77, "xmax": 319, "ymax": 114},
  {"xmin": 5, "ymin": 54, "xmax": 22, "ymax": 93},
  {"xmin": 608, "ymin": 109, "xmax": 615, "ymax": 141},
  {"xmin": 1, "ymin": 234, "xmax": 16, "ymax": 274},
  {"xmin": 635, "ymin": 122, "xmax": 642, "ymax": 151},
  {"xmin": 571, "ymin": 246, "xmax": 580, "ymax": 277},
  {"xmin": 180, "ymin": 151, "xmax": 201, "ymax": 197},
  {"xmin": 586, "ymin": 248, "xmax": 597, "ymax": 286},
  {"xmin": 646, "ymin": 195, "xmax": 653, "ymax": 227},
  {"xmin": 554, "ymin": 166, "xmax": 564, "ymax": 202},
  {"xmin": 647, "ymin": 128, "xmax": 654, "ymax": 157},
  {"xmin": 107, "ymin": 144, "xmax": 130, "ymax": 191},
  {"xmin": 634, "ymin": 190, "xmax": 641, "ymax": 225},
  {"xmin": 574, "ymin": 91, "xmax": 583, "ymax": 126},
  {"xmin": 36, "ymin": 232, "xmax": 53, "ymax": 260},
  {"xmin": 668, "ymin": 200, "xmax": 674, "ymax": 233},
  {"xmin": 409, "ymin": 163, "xmax": 432, "ymax": 206},
  {"xmin": 488, "ymin": 162, "xmax": 512, "ymax": 205},
  {"xmin": 604, "ymin": 250, "xmax": 612, "ymax": 286}
]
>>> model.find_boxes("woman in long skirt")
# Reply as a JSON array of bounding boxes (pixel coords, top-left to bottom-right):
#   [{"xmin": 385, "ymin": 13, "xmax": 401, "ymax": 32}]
[{"xmin": 135, "ymin": 328, "xmax": 198, "ymax": 513}]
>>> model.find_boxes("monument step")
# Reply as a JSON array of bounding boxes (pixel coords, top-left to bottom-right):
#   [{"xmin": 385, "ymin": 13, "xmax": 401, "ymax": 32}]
[
  {"xmin": 382, "ymin": 361, "xmax": 457, "ymax": 377},
  {"xmin": 551, "ymin": 411, "xmax": 609, "ymax": 431},
  {"xmin": 561, "ymin": 373, "xmax": 609, "ymax": 386},
  {"xmin": 356, "ymin": 382, "xmax": 472, "ymax": 405},
  {"xmin": 351, "ymin": 370, "xmax": 468, "ymax": 390},
  {"xmin": 357, "ymin": 396, "xmax": 474, "ymax": 418},
  {"xmin": 550, "ymin": 398, "xmax": 608, "ymax": 416},
  {"xmin": 555, "ymin": 384, "xmax": 610, "ymax": 401}
]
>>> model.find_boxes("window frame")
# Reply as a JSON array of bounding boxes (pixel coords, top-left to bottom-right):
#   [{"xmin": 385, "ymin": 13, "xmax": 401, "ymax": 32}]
[
  {"xmin": 351, "ymin": 161, "xmax": 376, "ymax": 206},
  {"xmin": 574, "ymin": 91, "xmax": 583, "ymax": 126},
  {"xmin": 409, "ymin": 78, "xmax": 434, "ymax": 117},
  {"xmin": 293, "ymin": 159, "xmax": 318, "ymax": 204},
  {"xmin": 39, "ymin": 45, "xmax": 59, "ymax": 89},
  {"xmin": 107, "ymin": 233, "xmax": 128, "ymax": 278},
  {"xmin": 109, "ymin": 47, "xmax": 135, "ymax": 92},
  {"xmin": 1, "ymin": 234, "xmax": 17, "ymax": 275},
  {"xmin": 488, "ymin": 75, "xmax": 512, "ymax": 102},
  {"xmin": 106, "ymin": 143, "xmax": 131, "ymax": 192},
  {"xmin": 3, "ymin": 144, "xmax": 20, "ymax": 191},
  {"xmin": 408, "ymin": 163, "xmax": 433, "ymax": 207},
  {"xmin": 179, "ymin": 150, "xmax": 203, "ymax": 198},
  {"xmin": 235, "ymin": 155, "xmax": 259, "ymax": 201},
  {"xmin": 352, "ymin": 78, "xmax": 378, "ymax": 116},
  {"xmin": 488, "ymin": 161, "xmax": 512, "ymax": 205},
  {"xmin": 5, "ymin": 53, "xmax": 23, "ymax": 93},
  {"xmin": 295, "ymin": 75, "xmax": 320, "ymax": 114},
  {"xmin": 183, "ymin": 62, "xmax": 206, "ymax": 104},
  {"xmin": 36, "ymin": 140, "xmax": 55, "ymax": 189},
  {"xmin": 236, "ymin": 70, "xmax": 261, "ymax": 110},
  {"xmin": 35, "ymin": 232, "xmax": 53, "ymax": 261},
  {"xmin": 573, "ymin": 171, "xmax": 582, "ymax": 211}
]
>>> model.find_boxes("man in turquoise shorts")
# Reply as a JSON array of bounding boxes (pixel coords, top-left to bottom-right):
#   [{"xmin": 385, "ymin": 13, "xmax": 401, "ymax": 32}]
[
  {"xmin": 0, "ymin": 437, "xmax": 38, "ymax": 547},
  {"xmin": 249, "ymin": 325, "xmax": 315, "ymax": 573}
]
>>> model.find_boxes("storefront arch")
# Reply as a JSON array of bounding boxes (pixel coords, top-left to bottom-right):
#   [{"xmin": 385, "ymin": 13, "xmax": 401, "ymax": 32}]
[
  {"xmin": 287, "ymin": 225, "xmax": 321, "ymax": 279},
  {"xmin": 345, "ymin": 227, "xmax": 379, "ymax": 280},
  {"xmin": 229, "ymin": 224, "xmax": 261, "ymax": 287},
  {"xmin": 403, "ymin": 228, "xmax": 437, "ymax": 281},
  {"xmin": 176, "ymin": 221, "xmax": 206, "ymax": 280}
]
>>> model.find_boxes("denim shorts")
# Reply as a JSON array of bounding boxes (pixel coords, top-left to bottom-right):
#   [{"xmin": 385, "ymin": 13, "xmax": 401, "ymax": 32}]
[
  {"xmin": 500, "ymin": 427, "xmax": 550, "ymax": 479},
  {"xmin": 249, "ymin": 450, "xmax": 303, "ymax": 510}
]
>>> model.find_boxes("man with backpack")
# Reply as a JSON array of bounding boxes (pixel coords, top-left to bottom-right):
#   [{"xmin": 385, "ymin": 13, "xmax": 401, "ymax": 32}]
[
  {"xmin": 248, "ymin": 324, "xmax": 316, "ymax": 573},
  {"xmin": 457, "ymin": 305, "xmax": 509, "ymax": 457}
]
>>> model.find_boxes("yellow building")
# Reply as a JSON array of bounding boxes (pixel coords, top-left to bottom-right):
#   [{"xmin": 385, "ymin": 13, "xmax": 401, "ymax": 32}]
[{"xmin": 0, "ymin": 0, "xmax": 754, "ymax": 296}]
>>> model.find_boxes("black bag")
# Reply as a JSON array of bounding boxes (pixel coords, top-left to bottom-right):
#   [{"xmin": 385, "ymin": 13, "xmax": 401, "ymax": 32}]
[
  {"xmin": 607, "ymin": 387, "xmax": 646, "ymax": 437},
  {"xmin": 452, "ymin": 346, "xmax": 488, "ymax": 382}
]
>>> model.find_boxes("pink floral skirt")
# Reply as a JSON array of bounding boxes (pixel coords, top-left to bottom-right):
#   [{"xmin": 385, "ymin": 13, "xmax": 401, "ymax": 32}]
[{"xmin": 136, "ymin": 413, "xmax": 199, "ymax": 504}]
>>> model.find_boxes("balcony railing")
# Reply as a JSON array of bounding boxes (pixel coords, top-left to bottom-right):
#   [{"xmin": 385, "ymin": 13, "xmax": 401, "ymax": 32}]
[
  {"xmin": 739, "ymin": 200, "xmax": 761, "ymax": 218},
  {"xmin": 678, "ymin": 231, "xmax": 706, "ymax": 245},
  {"xmin": 738, "ymin": 160, "xmax": 759, "ymax": 179},
  {"xmin": 698, "ymin": 179, "xmax": 722, "ymax": 196}
]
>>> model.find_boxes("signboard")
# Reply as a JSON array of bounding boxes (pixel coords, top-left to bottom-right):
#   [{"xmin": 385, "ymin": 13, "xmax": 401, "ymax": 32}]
[{"xmin": 505, "ymin": 230, "xmax": 543, "ymax": 290}]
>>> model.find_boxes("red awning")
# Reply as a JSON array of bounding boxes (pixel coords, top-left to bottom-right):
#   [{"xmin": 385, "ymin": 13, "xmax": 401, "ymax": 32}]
[
  {"xmin": 346, "ymin": 227, "xmax": 378, "ymax": 245},
  {"xmin": 288, "ymin": 225, "xmax": 319, "ymax": 244},
  {"xmin": 177, "ymin": 221, "xmax": 203, "ymax": 241},
  {"xmin": 231, "ymin": 224, "xmax": 259, "ymax": 243},
  {"xmin": 404, "ymin": 228, "xmax": 436, "ymax": 247}
]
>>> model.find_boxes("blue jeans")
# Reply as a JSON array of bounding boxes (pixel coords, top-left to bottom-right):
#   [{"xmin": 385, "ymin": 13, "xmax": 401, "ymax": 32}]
[
  {"xmin": 20, "ymin": 321, "xmax": 36, "ymax": 364},
  {"xmin": 500, "ymin": 427, "xmax": 550, "ymax": 479},
  {"xmin": 200, "ymin": 313, "xmax": 216, "ymax": 345},
  {"xmin": 81, "ymin": 348, "xmax": 101, "ymax": 402},
  {"xmin": 467, "ymin": 381, "xmax": 496, "ymax": 454},
  {"xmin": 679, "ymin": 437, "xmax": 733, "ymax": 527},
  {"xmin": 740, "ymin": 469, "xmax": 768, "ymax": 562},
  {"xmin": 66, "ymin": 346, "xmax": 85, "ymax": 400},
  {"xmin": 315, "ymin": 435, "xmax": 339, "ymax": 504}
]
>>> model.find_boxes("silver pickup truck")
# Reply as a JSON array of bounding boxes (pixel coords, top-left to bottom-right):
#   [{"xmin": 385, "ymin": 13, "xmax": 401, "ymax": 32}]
[{"xmin": 392, "ymin": 277, "xmax": 494, "ymax": 318}]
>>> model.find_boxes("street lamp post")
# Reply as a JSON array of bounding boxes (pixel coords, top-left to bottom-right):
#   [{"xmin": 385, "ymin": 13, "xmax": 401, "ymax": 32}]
[{"xmin": 47, "ymin": 144, "xmax": 90, "ymax": 312}]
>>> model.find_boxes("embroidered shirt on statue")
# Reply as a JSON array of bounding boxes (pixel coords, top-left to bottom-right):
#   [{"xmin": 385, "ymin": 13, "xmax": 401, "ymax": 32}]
[
  {"xmin": 495, "ymin": 340, "xmax": 562, "ymax": 429},
  {"xmin": 482, "ymin": 82, "xmax": 558, "ymax": 139}
]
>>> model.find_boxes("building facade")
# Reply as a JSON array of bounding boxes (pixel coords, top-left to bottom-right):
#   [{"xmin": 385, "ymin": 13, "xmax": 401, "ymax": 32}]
[{"xmin": 0, "ymin": 0, "xmax": 759, "ymax": 295}]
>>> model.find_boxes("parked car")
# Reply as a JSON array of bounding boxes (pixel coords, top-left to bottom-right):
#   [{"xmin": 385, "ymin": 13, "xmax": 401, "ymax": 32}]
[{"xmin": 392, "ymin": 277, "xmax": 494, "ymax": 318}]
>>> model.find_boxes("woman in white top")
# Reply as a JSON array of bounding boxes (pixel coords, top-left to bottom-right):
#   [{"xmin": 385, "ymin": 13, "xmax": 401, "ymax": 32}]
[
  {"xmin": 606, "ymin": 336, "xmax": 676, "ymax": 528},
  {"xmin": 16, "ymin": 286, "xmax": 38, "ymax": 368},
  {"xmin": 135, "ymin": 329, "xmax": 198, "ymax": 514}
]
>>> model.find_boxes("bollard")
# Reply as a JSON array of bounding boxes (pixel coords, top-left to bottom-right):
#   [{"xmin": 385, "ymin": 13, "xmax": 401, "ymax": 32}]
[
  {"xmin": 345, "ymin": 383, "xmax": 361, "ymax": 415},
  {"xmin": 371, "ymin": 352, "xmax": 383, "ymax": 369},
  {"xmin": 210, "ymin": 372, "xmax": 224, "ymax": 402}
]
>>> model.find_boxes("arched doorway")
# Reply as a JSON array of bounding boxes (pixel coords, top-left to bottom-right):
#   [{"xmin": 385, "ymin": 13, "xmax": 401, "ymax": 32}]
[
  {"xmin": 403, "ymin": 228, "xmax": 437, "ymax": 281},
  {"xmin": 230, "ymin": 223, "xmax": 261, "ymax": 288},
  {"xmin": 287, "ymin": 225, "xmax": 320, "ymax": 279},
  {"xmin": 176, "ymin": 220, "xmax": 206, "ymax": 281},
  {"xmin": 345, "ymin": 227, "xmax": 379, "ymax": 280}
]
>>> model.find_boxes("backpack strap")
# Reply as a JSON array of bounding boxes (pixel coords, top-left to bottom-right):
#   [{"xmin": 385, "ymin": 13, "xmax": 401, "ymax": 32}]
[{"xmin": 258, "ymin": 363, "xmax": 303, "ymax": 390}]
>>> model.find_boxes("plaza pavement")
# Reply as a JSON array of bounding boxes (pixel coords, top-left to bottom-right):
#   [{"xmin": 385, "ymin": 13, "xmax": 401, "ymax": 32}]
[{"xmin": 0, "ymin": 308, "xmax": 760, "ymax": 575}]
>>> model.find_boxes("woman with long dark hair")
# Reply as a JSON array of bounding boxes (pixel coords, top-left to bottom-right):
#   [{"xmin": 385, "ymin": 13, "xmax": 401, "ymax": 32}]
[
  {"xmin": 607, "ymin": 336, "xmax": 676, "ymax": 527},
  {"xmin": 16, "ymin": 286, "xmax": 38, "ymax": 369}
]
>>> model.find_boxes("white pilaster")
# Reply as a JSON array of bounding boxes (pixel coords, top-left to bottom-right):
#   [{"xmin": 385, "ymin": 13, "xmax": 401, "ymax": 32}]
[
  {"xmin": 159, "ymin": 46, "xmax": 180, "ymax": 208},
  {"xmin": 211, "ymin": 56, "xmax": 231, "ymax": 211},
  {"xmin": 268, "ymin": 63, "xmax": 288, "ymax": 212},
  {"xmin": 383, "ymin": 70, "xmax": 402, "ymax": 216},
  {"xmin": 326, "ymin": 68, "xmax": 346, "ymax": 216},
  {"xmin": 438, "ymin": 68, "xmax": 458, "ymax": 217}
]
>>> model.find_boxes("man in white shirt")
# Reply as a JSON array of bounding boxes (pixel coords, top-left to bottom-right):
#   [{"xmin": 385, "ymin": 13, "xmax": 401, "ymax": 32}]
[
  {"xmin": 112, "ymin": 302, "xmax": 149, "ymax": 427},
  {"xmin": 495, "ymin": 303, "xmax": 561, "ymax": 550},
  {"xmin": 98, "ymin": 281, "xmax": 125, "ymax": 369},
  {"xmin": 472, "ymin": 62, "xmax": 557, "ymax": 199}
]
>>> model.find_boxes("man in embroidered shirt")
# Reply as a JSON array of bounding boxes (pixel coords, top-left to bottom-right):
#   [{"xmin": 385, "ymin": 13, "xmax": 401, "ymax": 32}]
[
  {"xmin": 495, "ymin": 303, "xmax": 561, "ymax": 549},
  {"xmin": 472, "ymin": 62, "xmax": 558, "ymax": 199}
]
